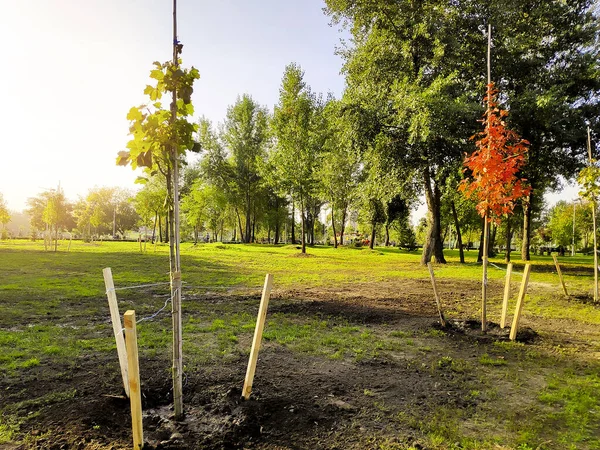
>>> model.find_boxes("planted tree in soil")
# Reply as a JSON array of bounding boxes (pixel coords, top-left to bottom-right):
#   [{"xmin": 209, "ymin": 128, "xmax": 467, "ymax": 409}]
[
  {"xmin": 460, "ymin": 28, "xmax": 530, "ymax": 332},
  {"xmin": 116, "ymin": 1, "xmax": 200, "ymax": 417}
]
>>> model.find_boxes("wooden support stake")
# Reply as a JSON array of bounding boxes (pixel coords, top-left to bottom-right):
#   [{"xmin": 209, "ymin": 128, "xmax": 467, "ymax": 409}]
[
  {"xmin": 427, "ymin": 263, "xmax": 447, "ymax": 328},
  {"xmin": 500, "ymin": 263, "xmax": 513, "ymax": 329},
  {"xmin": 124, "ymin": 310, "xmax": 144, "ymax": 450},
  {"xmin": 552, "ymin": 254, "xmax": 568, "ymax": 297},
  {"xmin": 102, "ymin": 268, "xmax": 129, "ymax": 397},
  {"xmin": 509, "ymin": 263, "xmax": 532, "ymax": 341},
  {"xmin": 242, "ymin": 274, "xmax": 274, "ymax": 400}
]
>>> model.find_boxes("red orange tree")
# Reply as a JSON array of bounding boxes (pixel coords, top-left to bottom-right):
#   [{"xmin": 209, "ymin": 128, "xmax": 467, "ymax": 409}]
[{"xmin": 460, "ymin": 82, "xmax": 530, "ymax": 331}]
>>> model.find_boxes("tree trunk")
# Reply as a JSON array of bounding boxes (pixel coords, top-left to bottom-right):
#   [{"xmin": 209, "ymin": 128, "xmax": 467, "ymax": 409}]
[
  {"xmin": 340, "ymin": 207, "xmax": 347, "ymax": 245},
  {"xmin": 421, "ymin": 168, "xmax": 446, "ymax": 264},
  {"xmin": 331, "ymin": 205, "xmax": 338, "ymax": 248},
  {"xmin": 151, "ymin": 213, "xmax": 157, "ymax": 243},
  {"xmin": 481, "ymin": 213, "xmax": 490, "ymax": 332},
  {"xmin": 489, "ymin": 224, "xmax": 497, "ymax": 257},
  {"xmin": 291, "ymin": 200, "xmax": 296, "ymax": 244},
  {"xmin": 521, "ymin": 191, "xmax": 533, "ymax": 261},
  {"xmin": 159, "ymin": 215, "xmax": 163, "ymax": 243},
  {"xmin": 451, "ymin": 201, "xmax": 465, "ymax": 263},
  {"xmin": 236, "ymin": 209, "xmax": 244, "ymax": 243},
  {"xmin": 300, "ymin": 198, "xmax": 306, "ymax": 253},
  {"xmin": 505, "ymin": 215, "xmax": 513, "ymax": 263},
  {"xmin": 252, "ymin": 209, "xmax": 256, "ymax": 243},
  {"xmin": 164, "ymin": 212, "xmax": 170, "ymax": 244},
  {"xmin": 245, "ymin": 188, "xmax": 251, "ymax": 243},
  {"xmin": 385, "ymin": 224, "xmax": 390, "ymax": 246},
  {"xmin": 370, "ymin": 221, "xmax": 376, "ymax": 250}
]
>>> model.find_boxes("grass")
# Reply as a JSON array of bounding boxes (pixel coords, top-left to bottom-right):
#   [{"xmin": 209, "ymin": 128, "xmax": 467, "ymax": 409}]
[{"xmin": 1, "ymin": 239, "xmax": 600, "ymax": 449}]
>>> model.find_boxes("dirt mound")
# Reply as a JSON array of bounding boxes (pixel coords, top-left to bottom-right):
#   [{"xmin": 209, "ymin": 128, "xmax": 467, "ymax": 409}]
[{"xmin": 438, "ymin": 319, "xmax": 539, "ymax": 344}]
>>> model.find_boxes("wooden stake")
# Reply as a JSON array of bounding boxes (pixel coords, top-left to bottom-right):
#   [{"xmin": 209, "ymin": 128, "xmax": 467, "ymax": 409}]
[
  {"xmin": 426, "ymin": 263, "xmax": 447, "ymax": 327},
  {"xmin": 552, "ymin": 254, "xmax": 568, "ymax": 297},
  {"xmin": 509, "ymin": 263, "xmax": 532, "ymax": 341},
  {"xmin": 102, "ymin": 268, "xmax": 129, "ymax": 397},
  {"xmin": 124, "ymin": 310, "xmax": 143, "ymax": 450},
  {"xmin": 500, "ymin": 263, "xmax": 513, "ymax": 329},
  {"xmin": 242, "ymin": 274, "xmax": 274, "ymax": 400}
]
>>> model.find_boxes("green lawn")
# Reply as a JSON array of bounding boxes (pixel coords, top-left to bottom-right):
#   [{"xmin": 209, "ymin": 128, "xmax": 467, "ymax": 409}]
[{"xmin": 1, "ymin": 239, "xmax": 600, "ymax": 449}]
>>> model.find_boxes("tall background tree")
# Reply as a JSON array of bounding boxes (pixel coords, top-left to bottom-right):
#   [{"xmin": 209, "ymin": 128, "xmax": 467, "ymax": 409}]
[
  {"xmin": 271, "ymin": 63, "xmax": 322, "ymax": 253},
  {"xmin": 324, "ymin": 0, "xmax": 599, "ymax": 261}
]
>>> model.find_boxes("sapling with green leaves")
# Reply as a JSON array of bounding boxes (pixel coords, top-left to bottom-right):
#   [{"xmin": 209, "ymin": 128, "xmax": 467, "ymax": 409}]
[{"xmin": 116, "ymin": 45, "xmax": 200, "ymax": 417}]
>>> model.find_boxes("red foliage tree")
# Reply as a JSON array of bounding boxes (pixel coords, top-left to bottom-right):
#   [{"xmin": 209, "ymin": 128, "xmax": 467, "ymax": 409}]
[
  {"xmin": 460, "ymin": 83, "xmax": 531, "ymax": 221},
  {"xmin": 459, "ymin": 82, "xmax": 530, "ymax": 332}
]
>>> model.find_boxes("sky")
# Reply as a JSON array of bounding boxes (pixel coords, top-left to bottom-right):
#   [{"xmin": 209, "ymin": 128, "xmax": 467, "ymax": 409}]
[
  {"xmin": 0, "ymin": 0, "xmax": 347, "ymax": 212},
  {"xmin": 0, "ymin": 0, "xmax": 580, "ymax": 222}
]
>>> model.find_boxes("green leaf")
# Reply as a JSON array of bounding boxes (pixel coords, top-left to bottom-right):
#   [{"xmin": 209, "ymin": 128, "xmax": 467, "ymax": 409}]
[
  {"xmin": 126, "ymin": 107, "xmax": 143, "ymax": 122},
  {"xmin": 185, "ymin": 103, "xmax": 194, "ymax": 116},
  {"xmin": 150, "ymin": 69, "xmax": 164, "ymax": 81},
  {"xmin": 134, "ymin": 176, "xmax": 149, "ymax": 184}
]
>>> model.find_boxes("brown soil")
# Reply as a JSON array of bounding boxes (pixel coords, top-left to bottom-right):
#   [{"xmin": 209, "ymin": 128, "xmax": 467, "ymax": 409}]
[{"xmin": 0, "ymin": 278, "xmax": 579, "ymax": 449}]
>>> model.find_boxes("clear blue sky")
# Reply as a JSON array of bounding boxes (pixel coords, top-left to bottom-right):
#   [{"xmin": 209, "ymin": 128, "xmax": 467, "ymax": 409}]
[{"xmin": 0, "ymin": 0, "xmax": 347, "ymax": 211}]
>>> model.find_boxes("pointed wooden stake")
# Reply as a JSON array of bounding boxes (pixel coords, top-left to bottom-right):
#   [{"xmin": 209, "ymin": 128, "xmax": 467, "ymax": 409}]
[
  {"xmin": 552, "ymin": 254, "xmax": 568, "ymax": 297},
  {"xmin": 242, "ymin": 274, "xmax": 274, "ymax": 400},
  {"xmin": 103, "ymin": 268, "xmax": 129, "ymax": 397},
  {"xmin": 124, "ymin": 310, "xmax": 144, "ymax": 450},
  {"xmin": 500, "ymin": 263, "xmax": 513, "ymax": 329},
  {"xmin": 427, "ymin": 263, "xmax": 447, "ymax": 327},
  {"xmin": 510, "ymin": 264, "xmax": 532, "ymax": 341}
]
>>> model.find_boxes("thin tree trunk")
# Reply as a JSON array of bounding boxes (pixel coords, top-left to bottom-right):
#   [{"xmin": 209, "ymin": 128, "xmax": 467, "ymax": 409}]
[
  {"xmin": 521, "ymin": 190, "xmax": 533, "ymax": 261},
  {"xmin": 236, "ymin": 209, "xmax": 244, "ymax": 242},
  {"xmin": 152, "ymin": 213, "xmax": 157, "ymax": 243},
  {"xmin": 421, "ymin": 167, "xmax": 446, "ymax": 264},
  {"xmin": 331, "ymin": 204, "xmax": 338, "ymax": 248},
  {"xmin": 340, "ymin": 207, "xmax": 347, "ymax": 245},
  {"xmin": 300, "ymin": 198, "xmax": 306, "ymax": 253},
  {"xmin": 159, "ymin": 215, "xmax": 163, "ymax": 242},
  {"xmin": 370, "ymin": 220, "xmax": 376, "ymax": 250},
  {"xmin": 291, "ymin": 199, "xmax": 296, "ymax": 244},
  {"xmin": 252, "ymin": 209, "xmax": 256, "ymax": 243},
  {"xmin": 451, "ymin": 201, "xmax": 465, "ymax": 263},
  {"xmin": 482, "ymin": 213, "xmax": 490, "ymax": 332},
  {"xmin": 385, "ymin": 224, "xmax": 390, "ymax": 246}
]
